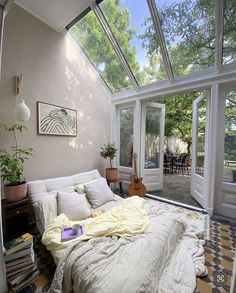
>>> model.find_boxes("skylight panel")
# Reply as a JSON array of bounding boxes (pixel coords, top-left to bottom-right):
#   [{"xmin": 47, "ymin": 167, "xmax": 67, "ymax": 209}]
[
  {"xmin": 68, "ymin": 10, "xmax": 132, "ymax": 93},
  {"xmin": 99, "ymin": 0, "xmax": 167, "ymax": 86},
  {"xmin": 222, "ymin": 0, "xmax": 236, "ymax": 65},
  {"xmin": 154, "ymin": 0, "xmax": 215, "ymax": 77}
]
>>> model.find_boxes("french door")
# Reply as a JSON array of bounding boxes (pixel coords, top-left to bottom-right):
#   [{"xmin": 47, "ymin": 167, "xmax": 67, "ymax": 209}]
[
  {"xmin": 117, "ymin": 101, "xmax": 165, "ymax": 192},
  {"xmin": 191, "ymin": 93, "xmax": 210, "ymax": 208},
  {"xmin": 215, "ymin": 83, "xmax": 236, "ymax": 219},
  {"xmin": 140, "ymin": 102, "xmax": 165, "ymax": 191}
]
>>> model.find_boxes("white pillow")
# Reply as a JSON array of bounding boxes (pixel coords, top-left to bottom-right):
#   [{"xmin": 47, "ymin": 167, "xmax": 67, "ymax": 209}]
[
  {"xmin": 37, "ymin": 195, "xmax": 57, "ymax": 231},
  {"xmin": 84, "ymin": 178, "xmax": 114, "ymax": 208},
  {"xmin": 57, "ymin": 192, "xmax": 91, "ymax": 221}
]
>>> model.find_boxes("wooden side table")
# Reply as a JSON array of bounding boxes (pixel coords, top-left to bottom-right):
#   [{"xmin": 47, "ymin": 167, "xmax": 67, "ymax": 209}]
[
  {"xmin": 1, "ymin": 197, "xmax": 34, "ymax": 242},
  {"xmin": 107, "ymin": 178, "xmax": 124, "ymax": 198}
]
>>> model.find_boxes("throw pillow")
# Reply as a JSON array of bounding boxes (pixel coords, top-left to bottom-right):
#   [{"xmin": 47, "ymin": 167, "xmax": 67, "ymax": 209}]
[
  {"xmin": 57, "ymin": 191, "xmax": 91, "ymax": 221},
  {"xmin": 84, "ymin": 178, "xmax": 114, "ymax": 208}
]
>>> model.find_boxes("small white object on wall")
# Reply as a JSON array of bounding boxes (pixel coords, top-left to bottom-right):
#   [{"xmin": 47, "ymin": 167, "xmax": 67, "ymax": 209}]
[
  {"xmin": 15, "ymin": 73, "xmax": 31, "ymax": 122},
  {"xmin": 15, "ymin": 99, "xmax": 30, "ymax": 122}
]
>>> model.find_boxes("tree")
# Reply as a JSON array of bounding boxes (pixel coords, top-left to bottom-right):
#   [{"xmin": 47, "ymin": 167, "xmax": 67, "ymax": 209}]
[{"xmin": 69, "ymin": 0, "xmax": 143, "ymax": 92}]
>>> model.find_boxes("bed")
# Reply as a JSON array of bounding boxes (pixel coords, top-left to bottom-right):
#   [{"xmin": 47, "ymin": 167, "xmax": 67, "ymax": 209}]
[{"xmin": 27, "ymin": 169, "xmax": 207, "ymax": 293}]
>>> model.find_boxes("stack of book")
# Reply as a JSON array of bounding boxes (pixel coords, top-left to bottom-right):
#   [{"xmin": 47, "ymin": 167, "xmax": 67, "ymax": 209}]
[{"xmin": 4, "ymin": 233, "xmax": 40, "ymax": 292}]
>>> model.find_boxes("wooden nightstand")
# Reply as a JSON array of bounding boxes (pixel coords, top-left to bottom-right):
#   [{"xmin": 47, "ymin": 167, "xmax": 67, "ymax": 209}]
[
  {"xmin": 1, "ymin": 197, "xmax": 35, "ymax": 243},
  {"xmin": 107, "ymin": 178, "xmax": 124, "ymax": 198}
]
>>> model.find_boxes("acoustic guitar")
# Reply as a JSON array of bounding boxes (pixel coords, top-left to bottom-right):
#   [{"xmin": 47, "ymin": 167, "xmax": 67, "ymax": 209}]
[{"xmin": 128, "ymin": 153, "xmax": 146, "ymax": 197}]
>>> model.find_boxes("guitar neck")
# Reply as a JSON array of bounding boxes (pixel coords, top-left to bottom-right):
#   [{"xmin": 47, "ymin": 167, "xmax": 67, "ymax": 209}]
[{"xmin": 134, "ymin": 155, "xmax": 138, "ymax": 179}]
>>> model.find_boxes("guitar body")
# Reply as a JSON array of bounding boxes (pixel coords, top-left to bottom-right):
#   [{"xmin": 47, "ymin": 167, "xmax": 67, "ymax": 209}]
[{"xmin": 128, "ymin": 175, "xmax": 147, "ymax": 197}]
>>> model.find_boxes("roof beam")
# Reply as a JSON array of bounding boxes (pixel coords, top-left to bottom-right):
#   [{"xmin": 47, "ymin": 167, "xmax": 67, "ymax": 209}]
[
  {"xmin": 215, "ymin": 0, "xmax": 224, "ymax": 72},
  {"xmin": 91, "ymin": 2, "xmax": 139, "ymax": 91},
  {"xmin": 147, "ymin": 0, "xmax": 174, "ymax": 82}
]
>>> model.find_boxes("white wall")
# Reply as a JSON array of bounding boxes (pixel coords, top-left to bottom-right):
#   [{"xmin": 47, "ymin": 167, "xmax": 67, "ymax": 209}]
[{"xmin": 0, "ymin": 4, "xmax": 111, "ymax": 183}]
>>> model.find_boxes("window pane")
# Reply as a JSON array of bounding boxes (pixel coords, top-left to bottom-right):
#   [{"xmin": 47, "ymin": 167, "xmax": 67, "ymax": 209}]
[
  {"xmin": 100, "ymin": 0, "xmax": 167, "ymax": 86},
  {"xmin": 120, "ymin": 107, "xmax": 134, "ymax": 167},
  {"xmin": 145, "ymin": 107, "xmax": 160, "ymax": 169},
  {"xmin": 223, "ymin": 91, "xmax": 236, "ymax": 183},
  {"xmin": 196, "ymin": 98, "xmax": 206, "ymax": 176},
  {"xmin": 223, "ymin": 0, "xmax": 236, "ymax": 65},
  {"xmin": 69, "ymin": 10, "xmax": 132, "ymax": 93},
  {"xmin": 155, "ymin": 0, "xmax": 215, "ymax": 77}
]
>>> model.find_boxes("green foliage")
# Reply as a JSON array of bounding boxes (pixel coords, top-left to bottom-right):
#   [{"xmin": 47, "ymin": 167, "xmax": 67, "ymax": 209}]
[
  {"xmin": 0, "ymin": 124, "xmax": 33, "ymax": 185},
  {"xmin": 150, "ymin": 92, "xmax": 201, "ymax": 153},
  {"xmin": 224, "ymin": 92, "xmax": 236, "ymax": 161},
  {"xmin": 70, "ymin": 0, "xmax": 235, "ymax": 88},
  {"xmin": 69, "ymin": 0, "xmax": 143, "ymax": 92},
  {"xmin": 100, "ymin": 142, "xmax": 118, "ymax": 168}
]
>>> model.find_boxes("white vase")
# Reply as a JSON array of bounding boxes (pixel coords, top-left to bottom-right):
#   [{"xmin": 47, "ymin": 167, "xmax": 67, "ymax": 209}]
[{"xmin": 15, "ymin": 99, "xmax": 30, "ymax": 122}]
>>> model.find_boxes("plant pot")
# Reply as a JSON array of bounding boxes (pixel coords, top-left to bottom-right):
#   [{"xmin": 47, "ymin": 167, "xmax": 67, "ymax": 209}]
[
  {"xmin": 4, "ymin": 182, "xmax": 27, "ymax": 202},
  {"xmin": 106, "ymin": 168, "xmax": 118, "ymax": 182}
]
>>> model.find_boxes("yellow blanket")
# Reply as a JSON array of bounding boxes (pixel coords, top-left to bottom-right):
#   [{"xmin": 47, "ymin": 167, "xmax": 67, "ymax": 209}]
[{"xmin": 42, "ymin": 196, "xmax": 148, "ymax": 263}]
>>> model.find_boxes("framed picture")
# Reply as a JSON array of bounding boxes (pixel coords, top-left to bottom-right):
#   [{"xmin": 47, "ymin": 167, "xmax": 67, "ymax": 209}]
[{"xmin": 37, "ymin": 102, "xmax": 77, "ymax": 136}]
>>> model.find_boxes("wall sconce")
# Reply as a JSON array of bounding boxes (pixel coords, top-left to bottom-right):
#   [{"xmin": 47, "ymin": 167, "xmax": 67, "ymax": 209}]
[{"xmin": 15, "ymin": 73, "xmax": 31, "ymax": 122}]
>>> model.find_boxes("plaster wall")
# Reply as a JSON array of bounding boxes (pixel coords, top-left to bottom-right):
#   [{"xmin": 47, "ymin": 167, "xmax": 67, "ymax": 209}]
[{"xmin": 0, "ymin": 4, "xmax": 111, "ymax": 184}]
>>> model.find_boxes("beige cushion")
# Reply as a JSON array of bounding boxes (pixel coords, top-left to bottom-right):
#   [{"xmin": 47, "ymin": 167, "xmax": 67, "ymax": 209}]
[
  {"xmin": 84, "ymin": 178, "xmax": 114, "ymax": 208},
  {"xmin": 57, "ymin": 192, "xmax": 91, "ymax": 221},
  {"xmin": 37, "ymin": 195, "xmax": 57, "ymax": 232}
]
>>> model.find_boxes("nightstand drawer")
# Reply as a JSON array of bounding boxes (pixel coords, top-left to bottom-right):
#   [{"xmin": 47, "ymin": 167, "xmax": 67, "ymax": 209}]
[
  {"xmin": 5, "ymin": 206, "xmax": 30, "ymax": 219},
  {"xmin": 1, "ymin": 198, "xmax": 34, "ymax": 242}
]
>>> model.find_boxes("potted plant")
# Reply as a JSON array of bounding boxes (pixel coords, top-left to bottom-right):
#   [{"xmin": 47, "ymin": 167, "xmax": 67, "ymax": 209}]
[
  {"xmin": 0, "ymin": 123, "xmax": 33, "ymax": 202},
  {"xmin": 100, "ymin": 142, "xmax": 118, "ymax": 181}
]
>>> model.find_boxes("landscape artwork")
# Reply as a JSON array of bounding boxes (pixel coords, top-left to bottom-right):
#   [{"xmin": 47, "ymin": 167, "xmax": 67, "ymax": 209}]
[{"xmin": 37, "ymin": 102, "xmax": 77, "ymax": 136}]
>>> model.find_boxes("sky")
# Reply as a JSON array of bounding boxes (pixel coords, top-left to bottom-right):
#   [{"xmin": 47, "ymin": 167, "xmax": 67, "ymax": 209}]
[{"xmin": 118, "ymin": 0, "xmax": 182, "ymax": 68}]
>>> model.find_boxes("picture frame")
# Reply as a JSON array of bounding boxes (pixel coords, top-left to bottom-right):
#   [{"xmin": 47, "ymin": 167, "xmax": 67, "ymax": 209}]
[{"xmin": 37, "ymin": 102, "xmax": 77, "ymax": 136}]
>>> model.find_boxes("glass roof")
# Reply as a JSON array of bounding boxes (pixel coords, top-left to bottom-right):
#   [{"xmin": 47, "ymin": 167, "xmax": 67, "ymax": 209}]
[
  {"xmin": 155, "ymin": 0, "xmax": 215, "ymax": 77},
  {"xmin": 68, "ymin": 0, "xmax": 236, "ymax": 94},
  {"xmin": 100, "ymin": 0, "xmax": 167, "ymax": 86},
  {"xmin": 69, "ymin": 9, "xmax": 132, "ymax": 92}
]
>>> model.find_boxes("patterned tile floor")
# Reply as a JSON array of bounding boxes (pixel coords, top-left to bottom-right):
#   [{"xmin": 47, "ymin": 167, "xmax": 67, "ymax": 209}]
[
  {"xmin": 20, "ymin": 219, "xmax": 236, "ymax": 293},
  {"xmin": 196, "ymin": 220, "xmax": 236, "ymax": 293}
]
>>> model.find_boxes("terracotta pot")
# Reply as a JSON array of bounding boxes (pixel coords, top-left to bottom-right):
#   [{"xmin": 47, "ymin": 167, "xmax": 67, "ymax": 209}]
[
  {"xmin": 4, "ymin": 182, "xmax": 27, "ymax": 202},
  {"xmin": 106, "ymin": 168, "xmax": 118, "ymax": 182}
]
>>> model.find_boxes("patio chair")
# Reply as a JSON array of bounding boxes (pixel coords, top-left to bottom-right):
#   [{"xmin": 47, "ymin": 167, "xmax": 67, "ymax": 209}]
[
  {"xmin": 174, "ymin": 153, "xmax": 191, "ymax": 175},
  {"xmin": 164, "ymin": 153, "xmax": 172, "ymax": 174}
]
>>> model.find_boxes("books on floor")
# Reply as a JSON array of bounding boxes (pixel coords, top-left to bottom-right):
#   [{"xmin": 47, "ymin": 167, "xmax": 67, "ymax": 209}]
[
  {"xmin": 4, "ymin": 233, "xmax": 40, "ymax": 292},
  {"xmin": 4, "ymin": 233, "xmax": 33, "ymax": 256}
]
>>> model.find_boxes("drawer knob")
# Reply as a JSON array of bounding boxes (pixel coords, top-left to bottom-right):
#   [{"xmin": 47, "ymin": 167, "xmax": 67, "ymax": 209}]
[{"xmin": 16, "ymin": 210, "xmax": 20, "ymax": 214}]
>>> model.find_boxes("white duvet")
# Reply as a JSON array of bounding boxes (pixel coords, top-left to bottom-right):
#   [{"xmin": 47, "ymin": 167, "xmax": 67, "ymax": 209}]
[{"xmin": 45, "ymin": 197, "xmax": 207, "ymax": 293}]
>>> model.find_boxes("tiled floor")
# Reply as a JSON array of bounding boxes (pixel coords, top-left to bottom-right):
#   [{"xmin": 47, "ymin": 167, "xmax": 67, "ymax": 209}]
[
  {"xmin": 151, "ymin": 172, "xmax": 201, "ymax": 208},
  {"xmin": 196, "ymin": 220, "xmax": 236, "ymax": 292},
  {"xmin": 22, "ymin": 219, "xmax": 235, "ymax": 293}
]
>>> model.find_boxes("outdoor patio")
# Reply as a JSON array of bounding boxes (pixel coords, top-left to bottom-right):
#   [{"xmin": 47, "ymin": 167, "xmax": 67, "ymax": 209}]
[{"xmin": 150, "ymin": 170, "xmax": 202, "ymax": 208}]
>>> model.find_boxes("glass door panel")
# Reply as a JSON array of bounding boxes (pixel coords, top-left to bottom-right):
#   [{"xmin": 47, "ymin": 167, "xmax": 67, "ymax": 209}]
[
  {"xmin": 215, "ymin": 84, "xmax": 236, "ymax": 219},
  {"xmin": 144, "ymin": 107, "xmax": 161, "ymax": 169},
  {"xmin": 196, "ymin": 98, "xmax": 207, "ymax": 176},
  {"xmin": 191, "ymin": 93, "xmax": 209, "ymax": 208},
  {"xmin": 223, "ymin": 91, "xmax": 236, "ymax": 183},
  {"xmin": 141, "ymin": 102, "xmax": 165, "ymax": 191},
  {"xmin": 119, "ymin": 107, "xmax": 134, "ymax": 167}
]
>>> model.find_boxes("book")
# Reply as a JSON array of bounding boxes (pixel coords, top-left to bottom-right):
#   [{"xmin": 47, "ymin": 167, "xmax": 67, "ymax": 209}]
[
  {"xmin": 9, "ymin": 266, "xmax": 39, "ymax": 286},
  {"xmin": 6, "ymin": 259, "xmax": 35, "ymax": 273},
  {"xmin": 6, "ymin": 249, "xmax": 34, "ymax": 268},
  {"xmin": 5, "ymin": 243, "xmax": 33, "ymax": 262},
  {"xmin": 6, "ymin": 262, "xmax": 35, "ymax": 278},
  {"xmin": 10, "ymin": 272, "xmax": 40, "ymax": 292},
  {"xmin": 4, "ymin": 233, "xmax": 33, "ymax": 256}
]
